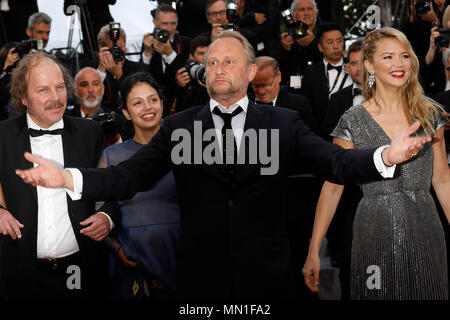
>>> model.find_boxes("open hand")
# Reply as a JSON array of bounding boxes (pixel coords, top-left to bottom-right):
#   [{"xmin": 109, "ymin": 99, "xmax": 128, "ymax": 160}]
[
  {"xmin": 16, "ymin": 152, "xmax": 68, "ymax": 189},
  {"xmin": 384, "ymin": 121, "xmax": 432, "ymax": 166}
]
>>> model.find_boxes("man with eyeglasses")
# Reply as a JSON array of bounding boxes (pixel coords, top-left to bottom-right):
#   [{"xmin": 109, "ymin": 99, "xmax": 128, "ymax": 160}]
[
  {"xmin": 203, "ymin": 0, "xmax": 257, "ymax": 48},
  {"xmin": 251, "ymin": 55, "xmax": 317, "ymax": 132}
]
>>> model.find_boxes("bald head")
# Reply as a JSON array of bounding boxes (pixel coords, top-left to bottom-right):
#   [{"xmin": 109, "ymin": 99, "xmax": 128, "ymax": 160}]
[
  {"xmin": 252, "ymin": 56, "xmax": 281, "ymax": 104},
  {"xmin": 74, "ymin": 67, "xmax": 104, "ymax": 110}
]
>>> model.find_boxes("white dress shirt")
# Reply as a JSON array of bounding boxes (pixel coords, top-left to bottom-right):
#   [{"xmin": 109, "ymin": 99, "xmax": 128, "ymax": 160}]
[
  {"xmin": 324, "ymin": 58, "xmax": 353, "ymax": 97},
  {"xmin": 68, "ymin": 95, "xmax": 396, "ymax": 199},
  {"xmin": 27, "ymin": 114, "xmax": 80, "ymax": 259},
  {"xmin": 142, "ymin": 37, "xmax": 177, "ymax": 73}
]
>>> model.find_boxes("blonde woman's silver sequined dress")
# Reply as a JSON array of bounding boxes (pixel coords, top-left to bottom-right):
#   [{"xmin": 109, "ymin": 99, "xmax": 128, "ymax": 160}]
[{"xmin": 332, "ymin": 104, "xmax": 448, "ymax": 300}]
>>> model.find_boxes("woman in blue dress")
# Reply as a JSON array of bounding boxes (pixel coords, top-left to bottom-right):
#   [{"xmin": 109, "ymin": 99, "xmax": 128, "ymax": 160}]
[{"xmin": 99, "ymin": 72, "xmax": 180, "ymax": 300}]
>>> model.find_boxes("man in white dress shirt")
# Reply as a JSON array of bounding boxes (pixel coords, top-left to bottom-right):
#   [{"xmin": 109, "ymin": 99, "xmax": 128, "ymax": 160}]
[{"xmin": 0, "ymin": 51, "xmax": 115, "ymax": 299}]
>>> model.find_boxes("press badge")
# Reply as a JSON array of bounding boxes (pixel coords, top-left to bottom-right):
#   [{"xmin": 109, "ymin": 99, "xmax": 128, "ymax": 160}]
[
  {"xmin": 290, "ymin": 75, "xmax": 302, "ymax": 89},
  {"xmin": 257, "ymin": 42, "xmax": 265, "ymax": 51}
]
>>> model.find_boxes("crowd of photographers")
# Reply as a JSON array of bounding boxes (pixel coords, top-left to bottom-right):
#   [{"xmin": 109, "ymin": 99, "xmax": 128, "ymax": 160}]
[{"xmin": 1, "ymin": 0, "xmax": 449, "ymax": 146}]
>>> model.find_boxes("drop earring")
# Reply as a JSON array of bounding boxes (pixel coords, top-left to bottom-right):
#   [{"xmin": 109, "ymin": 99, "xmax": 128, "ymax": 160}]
[{"xmin": 368, "ymin": 72, "xmax": 375, "ymax": 88}]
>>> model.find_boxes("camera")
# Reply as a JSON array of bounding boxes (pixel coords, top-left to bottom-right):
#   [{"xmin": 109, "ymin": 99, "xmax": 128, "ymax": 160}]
[
  {"xmin": 281, "ymin": 9, "xmax": 308, "ymax": 40},
  {"xmin": 91, "ymin": 108, "xmax": 119, "ymax": 140},
  {"xmin": 415, "ymin": 0, "xmax": 431, "ymax": 15},
  {"xmin": 150, "ymin": 0, "xmax": 183, "ymax": 10},
  {"xmin": 221, "ymin": 1, "xmax": 239, "ymax": 32},
  {"xmin": 435, "ymin": 27, "xmax": 450, "ymax": 48},
  {"xmin": 12, "ymin": 39, "xmax": 43, "ymax": 57},
  {"xmin": 153, "ymin": 27, "xmax": 170, "ymax": 43},
  {"xmin": 108, "ymin": 22, "xmax": 125, "ymax": 62},
  {"xmin": 183, "ymin": 59, "xmax": 206, "ymax": 86}
]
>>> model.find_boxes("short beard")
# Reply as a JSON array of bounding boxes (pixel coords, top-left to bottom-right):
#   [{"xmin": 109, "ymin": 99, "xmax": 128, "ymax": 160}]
[{"xmin": 80, "ymin": 94, "xmax": 103, "ymax": 109}]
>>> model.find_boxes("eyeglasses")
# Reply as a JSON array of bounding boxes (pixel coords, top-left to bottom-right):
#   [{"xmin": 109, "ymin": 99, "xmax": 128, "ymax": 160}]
[
  {"xmin": 252, "ymin": 77, "xmax": 276, "ymax": 90},
  {"xmin": 208, "ymin": 9, "xmax": 226, "ymax": 17}
]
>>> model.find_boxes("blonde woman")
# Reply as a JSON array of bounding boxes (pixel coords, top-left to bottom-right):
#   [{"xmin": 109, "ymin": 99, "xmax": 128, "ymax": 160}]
[{"xmin": 302, "ymin": 27, "xmax": 449, "ymax": 300}]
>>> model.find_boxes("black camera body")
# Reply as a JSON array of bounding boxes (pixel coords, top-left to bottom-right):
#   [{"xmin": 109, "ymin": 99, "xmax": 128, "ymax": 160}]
[
  {"xmin": 435, "ymin": 27, "xmax": 450, "ymax": 48},
  {"xmin": 153, "ymin": 27, "xmax": 170, "ymax": 43},
  {"xmin": 91, "ymin": 108, "xmax": 119, "ymax": 140},
  {"xmin": 108, "ymin": 22, "xmax": 125, "ymax": 62},
  {"xmin": 281, "ymin": 9, "xmax": 308, "ymax": 40},
  {"xmin": 183, "ymin": 59, "xmax": 206, "ymax": 87},
  {"xmin": 221, "ymin": 1, "xmax": 239, "ymax": 31},
  {"xmin": 12, "ymin": 39, "xmax": 43, "ymax": 57},
  {"xmin": 415, "ymin": 0, "xmax": 431, "ymax": 15}
]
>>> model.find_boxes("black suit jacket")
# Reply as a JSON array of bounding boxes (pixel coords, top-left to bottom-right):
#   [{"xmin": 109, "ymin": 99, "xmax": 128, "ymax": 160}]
[
  {"xmin": 0, "ymin": 115, "xmax": 115, "ymax": 299},
  {"xmin": 432, "ymin": 90, "xmax": 450, "ymax": 112},
  {"xmin": 77, "ymin": 101, "xmax": 382, "ymax": 300},
  {"xmin": 322, "ymin": 85, "xmax": 355, "ymax": 141},
  {"xmin": 275, "ymin": 89, "xmax": 318, "ymax": 133},
  {"xmin": 300, "ymin": 61, "xmax": 330, "ymax": 128}
]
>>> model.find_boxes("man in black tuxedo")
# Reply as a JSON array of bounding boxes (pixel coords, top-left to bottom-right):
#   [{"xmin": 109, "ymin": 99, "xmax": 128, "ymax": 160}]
[
  {"xmin": 141, "ymin": 4, "xmax": 191, "ymax": 114},
  {"xmin": 320, "ymin": 39, "xmax": 364, "ymax": 300},
  {"xmin": 322, "ymin": 39, "xmax": 364, "ymax": 140},
  {"xmin": 300, "ymin": 23, "xmax": 352, "ymax": 134},
  {"xmin": 0, "ymin": 52, "xmax": 118, "ymax": 299},
  {"xmin": 16, "ymin": 31, "xmax": 431, "ymax": 301},
  {"xmin": 251, "ymin": 55, "xmax": 317, "ymax": 132}
]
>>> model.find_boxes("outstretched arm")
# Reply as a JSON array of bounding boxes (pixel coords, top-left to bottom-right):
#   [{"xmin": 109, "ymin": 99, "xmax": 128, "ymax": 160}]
[
  {"xmin": 302, "ymin": 138, "xmax": 352, "ymax": 293},
  {"xmin": 15, "ymin": 152, "xmax": 74, "ymax": 190}
]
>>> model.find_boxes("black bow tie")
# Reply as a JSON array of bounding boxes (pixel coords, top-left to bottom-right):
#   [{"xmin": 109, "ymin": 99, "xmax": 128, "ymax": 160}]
[
  {"xmin": 353, "ymin": 87, "xmax": 362, "ymax": 97},
  {"xmin": 327, "ymin": 64, "xmax": 342, "ymax": 73},
  {"xmin": 28, "ymin": 128, "xmax": 64, "ymax": 137}
]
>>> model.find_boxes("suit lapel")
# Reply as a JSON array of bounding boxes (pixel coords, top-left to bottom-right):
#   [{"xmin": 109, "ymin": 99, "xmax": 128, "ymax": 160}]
[
  {"xmin": 236, "ymin": 102, "xmax": 271, "ymax": 182},
  {"xmin": 13, "ymin": 115, "xmax": 37, "ymax": 205},
  {"xmin": 193, "ymin": 105, "xmax": 229, "ymax": 184}
]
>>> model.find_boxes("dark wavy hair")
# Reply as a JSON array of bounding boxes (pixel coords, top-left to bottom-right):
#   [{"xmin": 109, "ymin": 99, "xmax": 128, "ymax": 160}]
[{"xmin": 120, "ymin": 72, "xmax": 164, "ymax": 110}]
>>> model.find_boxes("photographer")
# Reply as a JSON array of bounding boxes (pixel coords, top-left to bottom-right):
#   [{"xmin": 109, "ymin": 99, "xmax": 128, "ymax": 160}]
[
  {"xmin": 0, "ymin": 42, "xmax": 17, "ymax": 120},
  {"xmin": 92, "ymin": 23, "xmax": 152, "ymax": 112},
  {"xmin": 403, "ymin": 1, "xmax": 450, "ymax": 63},
  {"xmin": 169, "ymin": 35, "xmax": 210, "ymax": 116},
  {"xmin": 0, "ymin": 12, "xmax": 51, "ymax": 120},
  {"xmin": 25, "ymin": 12, "xmax": 52, "ymax": 49},
  {"xmin": 233, "ymin": 0, "xmax": 281, "ymax": 60},
  {"xmin": 203, "ymin": 0, "xmax": 257, "ymax": 47},
  {"xmin": 67, "ymin": 67, "xmax": 133, "ymax": 146},
  {"xmin": 421, "ymin": 5, "xmax": 450, "ymax": 94},
  {"xmin": 279, "ymin": 0, "xmax": 322, "ymax": 90},
  {"xmin": 140, "ymin": 4, "xmax": 191, "ymax": 110}
]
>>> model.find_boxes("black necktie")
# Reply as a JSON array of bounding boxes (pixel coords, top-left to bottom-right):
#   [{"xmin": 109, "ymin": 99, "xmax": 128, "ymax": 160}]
[
  {"xmin": 28, "ymin": 128, "xmax": 64, "ymax": 137},
  {"xmin": 353, "ymin": 87, "xmax": 362, "ymax": 97},
  {"xmin": 327, "ymin": 63, "xmax": 342, "ymax": 73},
  {"xmin": 212, "ymin": 106, "xmax": 243, "ymax": 167}
]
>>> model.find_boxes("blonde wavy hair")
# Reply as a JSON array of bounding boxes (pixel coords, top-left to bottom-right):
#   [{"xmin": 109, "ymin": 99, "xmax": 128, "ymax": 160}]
[{"xmin": 362, "ymin": 27, "xmax": 441, "ymax": 135}]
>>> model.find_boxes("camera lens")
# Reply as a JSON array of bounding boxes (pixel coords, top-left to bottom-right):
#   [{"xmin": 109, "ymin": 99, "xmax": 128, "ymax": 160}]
[{"xmin": 415, "ymin": 1, "xmax": 431, "ymax": 15}]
